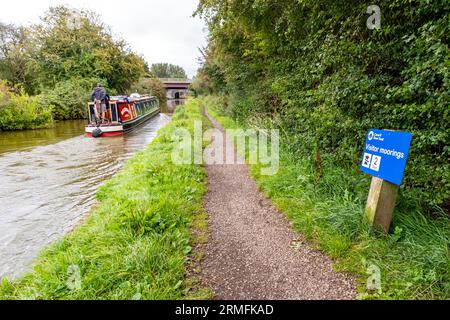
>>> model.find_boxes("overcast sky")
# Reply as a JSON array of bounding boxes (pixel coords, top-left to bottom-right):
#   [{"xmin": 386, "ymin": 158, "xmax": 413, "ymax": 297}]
[{"xmin": 0, "ymin": 0, "xmax": 207, "ymax": 78}]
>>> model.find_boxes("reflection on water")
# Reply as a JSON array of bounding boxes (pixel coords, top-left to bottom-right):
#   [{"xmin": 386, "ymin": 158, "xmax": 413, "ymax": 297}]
[
  {"xmin": 0, "ymin": 120, "xmax": 86, "ymax": 155},
  {"xmin": 0, "ymin": 114, "xmax": 171, "ymax": 278},
  {"xmin": 163, "ymin": 99, "xmax": 186, "ymax": 114}
]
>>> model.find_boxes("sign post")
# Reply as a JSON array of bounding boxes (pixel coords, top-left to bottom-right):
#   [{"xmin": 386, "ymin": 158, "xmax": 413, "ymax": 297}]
[
  {"xmin": 360, "ymin": 129, "xmax": 412, "ymax": 232},
  {"xmin": 365, "ymin": 177, "xmax": 399, "ymax": 232}
]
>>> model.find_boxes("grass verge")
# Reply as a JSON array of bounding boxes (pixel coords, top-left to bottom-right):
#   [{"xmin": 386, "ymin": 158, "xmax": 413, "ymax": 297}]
[
  {"xmin": 0, "ymin": 99, "xmax": 211, "ymax": 300},
  {"xmin": 204, "ymin": 95, "xmax": 450, "ymax": 300}
]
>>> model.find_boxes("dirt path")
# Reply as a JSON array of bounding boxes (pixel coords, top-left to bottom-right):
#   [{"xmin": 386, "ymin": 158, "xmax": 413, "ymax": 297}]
[{"xmin": 199, "ymin": 109, "xmax": 356, "ymax": 300}]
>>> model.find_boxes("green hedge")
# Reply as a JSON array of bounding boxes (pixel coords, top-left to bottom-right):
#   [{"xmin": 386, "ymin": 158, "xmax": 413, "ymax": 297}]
[
  {"xmin": 38, "ymin": 78, "xmax": 102, "ymax": 121},
  {"xmin": 0, "ymin": 82, "xmax": 53, "ymax": 130},
  {"xmin": 196, "ymin": 0, "xmax": 450, "ymax": 211}
]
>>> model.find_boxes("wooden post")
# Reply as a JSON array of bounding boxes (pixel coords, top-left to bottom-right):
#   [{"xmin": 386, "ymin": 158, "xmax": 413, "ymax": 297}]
[{"xmin": 365, "ymin": 177, "xmax": 399, "ymax": 233}]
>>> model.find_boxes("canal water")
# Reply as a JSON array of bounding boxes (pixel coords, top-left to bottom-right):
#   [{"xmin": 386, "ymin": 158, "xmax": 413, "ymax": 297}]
[{"xmin": 0, "ymin": 103, "xmax": 179, "ymax": 278}]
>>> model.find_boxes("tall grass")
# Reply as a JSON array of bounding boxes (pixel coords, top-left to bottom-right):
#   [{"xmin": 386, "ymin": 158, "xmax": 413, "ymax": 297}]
[
  {"xmin": 0, "ymin": 99, "xmax": 210, "ymax": 300},
  {"xmin": 205, "ymin": 96, "xmax": 450, "ymax": 300}
]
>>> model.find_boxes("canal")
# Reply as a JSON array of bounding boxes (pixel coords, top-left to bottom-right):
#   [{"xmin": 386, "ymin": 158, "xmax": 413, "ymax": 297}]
[{"xmin": 0, "ymin": 102, "xmax": 182, "ymax": 278}]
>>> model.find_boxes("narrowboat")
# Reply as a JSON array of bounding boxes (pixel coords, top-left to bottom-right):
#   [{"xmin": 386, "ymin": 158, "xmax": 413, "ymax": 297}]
[{"xmin": 85, "ymin": 94, "xmax": 160, "ymax": 138}]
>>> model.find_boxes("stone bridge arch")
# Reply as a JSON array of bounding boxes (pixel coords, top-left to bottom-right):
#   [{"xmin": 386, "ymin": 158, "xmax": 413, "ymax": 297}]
[{"xmin": 161, "ymin": 78, "xmax": 192, "ymax": 100}]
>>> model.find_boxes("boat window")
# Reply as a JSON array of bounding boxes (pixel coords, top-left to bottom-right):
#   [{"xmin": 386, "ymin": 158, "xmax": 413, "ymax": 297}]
[
  {"xmin": 110, "ymin": 103, "xmax": 118, "ymax": 122},
  {"xmin": 88, "ymin": 102, "xmax": 96, "ymax": 123}
]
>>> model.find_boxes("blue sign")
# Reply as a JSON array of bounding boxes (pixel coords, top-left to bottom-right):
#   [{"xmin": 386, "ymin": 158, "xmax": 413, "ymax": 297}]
[{"xmin": 360, "ymin": 129, "xmax": 413, "ymax": 186}]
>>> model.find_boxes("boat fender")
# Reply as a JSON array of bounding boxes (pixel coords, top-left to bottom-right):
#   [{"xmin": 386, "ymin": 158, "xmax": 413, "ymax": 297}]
[{"xmin": 92, "ymin": 128, "xmax": 103, "ymax": 138}]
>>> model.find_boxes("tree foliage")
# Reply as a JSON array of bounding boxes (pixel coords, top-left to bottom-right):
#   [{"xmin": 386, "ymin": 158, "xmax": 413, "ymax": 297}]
[
  {"xmin": 196, "ymin": 0, "xmax": 450, "ymax": 209},
  {"xmin": 30, "ymin": 6, "xmax": 146, "ymax": 94},
  {"xmin": 0, "ymin": 23, "xmax": 35, "ymax": 93},
  {"xmin": 150, "ymin": 63, "xmax": 188, "ymax": 79},
  {"xmin": 0, "ymin": 81, "xmax": 53, "ymax": 130}
]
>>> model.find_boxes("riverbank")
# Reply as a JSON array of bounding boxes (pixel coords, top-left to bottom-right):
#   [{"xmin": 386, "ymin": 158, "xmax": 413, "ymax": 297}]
[
  {"xmin": 0, "ymin": 119, "xmax": 86, "ymax": 155},
  {"xmin": 204, "ymin": 96, "xmax": 450, "ymax": 300},
  {"xmin": 0, "ymin": 99, "xmax": 210, "ymax": 299}
]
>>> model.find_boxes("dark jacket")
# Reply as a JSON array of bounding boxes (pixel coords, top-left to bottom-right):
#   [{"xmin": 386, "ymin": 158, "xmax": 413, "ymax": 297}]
[{"xmin": 91, "ymin": 87, "xmax": 107, "ymax": 102}]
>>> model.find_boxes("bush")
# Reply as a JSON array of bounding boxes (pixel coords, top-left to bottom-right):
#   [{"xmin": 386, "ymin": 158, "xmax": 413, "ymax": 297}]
[
  {"xmin": 0, "ymin": 81, "xmax": 53, "ymax": 130},
  {"xmin": 37, "ymin": 78, "xmax": 98, "ymax": 120}
]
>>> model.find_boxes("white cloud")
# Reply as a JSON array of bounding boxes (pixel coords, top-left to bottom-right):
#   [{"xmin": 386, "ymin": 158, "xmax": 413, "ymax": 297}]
[{"xmin": 0, "ymin": 0, "xmax": 207, "ymax": 78}]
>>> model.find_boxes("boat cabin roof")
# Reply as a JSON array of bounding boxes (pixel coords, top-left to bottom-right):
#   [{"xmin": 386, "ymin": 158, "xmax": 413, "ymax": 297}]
[{"xmin": 109, "ymin": 95, "xmax": 157, "ymax": 104}]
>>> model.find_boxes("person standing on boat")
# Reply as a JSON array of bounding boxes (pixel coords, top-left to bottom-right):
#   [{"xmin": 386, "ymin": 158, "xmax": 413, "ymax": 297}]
[{"xmin": 91, "ymin": 83, "xmax": 107, "ymax": 124}]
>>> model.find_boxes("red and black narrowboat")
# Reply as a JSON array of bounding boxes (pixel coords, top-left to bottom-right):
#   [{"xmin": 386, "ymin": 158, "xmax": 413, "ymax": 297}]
[{"xmin": 85, "ymin": 94, "xmax": 160, "ymax": 138}]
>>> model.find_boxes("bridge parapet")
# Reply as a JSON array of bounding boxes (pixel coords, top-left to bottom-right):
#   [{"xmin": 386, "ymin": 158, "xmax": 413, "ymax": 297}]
[{"xmin": 160, "ymin": 78, "xmax": 192, "ymax": 84}]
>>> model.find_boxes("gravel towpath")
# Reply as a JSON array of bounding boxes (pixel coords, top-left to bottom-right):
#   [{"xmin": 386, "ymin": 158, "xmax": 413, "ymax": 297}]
[{"xmin": 199, "ymin": 109, "xmax": 356, "ymax": 300}]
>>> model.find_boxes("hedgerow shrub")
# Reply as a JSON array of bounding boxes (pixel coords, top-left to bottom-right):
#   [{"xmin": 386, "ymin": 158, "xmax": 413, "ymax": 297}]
[
  {"xmin": 37, "ymin": 78, "xmax": 99, "ymax": 120},
  {"xmin": 196, "ymin": 0, "xmax": 450, "ymax": 210},
  {"xmin": 0, "ymin": 81, "xmax": 53, "ymax": 130}
]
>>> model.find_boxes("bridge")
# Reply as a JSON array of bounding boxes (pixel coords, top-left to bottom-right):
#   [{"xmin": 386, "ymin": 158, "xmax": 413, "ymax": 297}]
[{"xmin": 160, "ymin": 78, "xmax": 192, "ymax": 100}]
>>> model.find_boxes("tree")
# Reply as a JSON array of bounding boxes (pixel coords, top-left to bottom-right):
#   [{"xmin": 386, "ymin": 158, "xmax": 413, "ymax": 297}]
[
  {"xmin": 150, "ymin": 63, "xmax": 187, "ymax": 79},
  {"xmin": 191, "ymin": 46, "xmax": 226, "ymax": 95},
  {"xmin": 0, "ymin": 22, "xmax": 36, "ymax": 93},
  {"xmin": 30, "ymin": 6, "xmax": 146, "ymax": 94}
]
